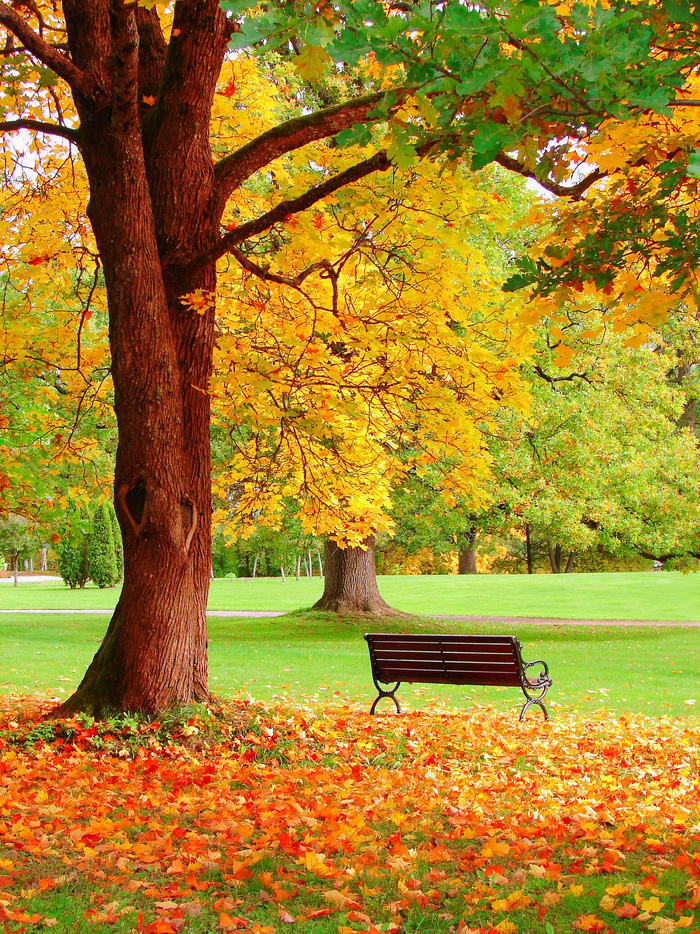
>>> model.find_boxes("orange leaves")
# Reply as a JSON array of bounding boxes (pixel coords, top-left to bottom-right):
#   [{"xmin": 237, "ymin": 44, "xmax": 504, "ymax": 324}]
[
  {"xmin": 575, "ymin": 914, "xmax": 607, "ymax": 932},
  {"xmin": 218, "ymin": 912, "xmax": 248, "ymax": 930},
  {"xmin": 2, "ymin": 697, "xmax": 700, "ymax": 933}
]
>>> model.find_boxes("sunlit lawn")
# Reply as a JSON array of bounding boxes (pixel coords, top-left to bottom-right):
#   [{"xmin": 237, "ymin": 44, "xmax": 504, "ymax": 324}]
[
  {"xmin": 1, "ymin": 611, "xmax": 698, "ymax": 717},
  {"xmin": 1, "ymin": 571, "xmax": 699, "ymax": 620}
]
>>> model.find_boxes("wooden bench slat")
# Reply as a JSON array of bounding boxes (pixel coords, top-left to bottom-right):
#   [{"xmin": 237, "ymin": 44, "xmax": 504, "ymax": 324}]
[
  {"xmin": 368, "ymin": 633, "xmax": 513, "ymax": 652},
  {"xmin": 373, "ymin": 649, "xmax": 521, "ymax": 665},
  {"xmin": 375, "ymin": 669, "xmax": 522, "ymax": 686}
]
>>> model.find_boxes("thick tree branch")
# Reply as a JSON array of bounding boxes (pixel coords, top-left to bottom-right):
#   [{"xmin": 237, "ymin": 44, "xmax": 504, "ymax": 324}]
[
  {"xmin": 0, "ymin": 118, "xmax": 78, "ymax": 143},
  {"xmin": 0, "ymin": 1, "xmax": 87, "ymax": 93},
  {"xmin": 533, "ymin": 364, "xmax": 592, "ymax": 386},
  {"xmin": 149, "ymin": 0, "xmax": 229, "ymax": 140},
  {"xmin": 109, "ymin": 1, "xmax": 139, "ymax": 136},
  {"xmin": 185, "ymin": 149, "xmax": 398, "ymax": 277},
  {"xmin": 495, "ymin": 151, "xmax": 604, "ymax": 200},
  {"xmin": 213, "ymin": 91, "xmax": 406, "ymax": 215},
  {"xmin": 135, "ymin": 7, "xmax": 166, "ymax": 109},
  {"xmin": 230, "ymin": 246, "xmax": 331, "ymax": 289}
]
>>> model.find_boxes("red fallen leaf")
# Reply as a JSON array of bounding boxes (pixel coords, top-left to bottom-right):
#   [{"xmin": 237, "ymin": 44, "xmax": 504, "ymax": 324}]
[
  {"xmin": 278, "ymin": 909, "xmax": 295, "ymax": 923},
  {"xmin": 613, "ymin": 903, "xmax": 638, "ymax": 919},
  {"xmin": 219, "ymin": 913, "xmax": 248, "ymax": 930},
  {"xmin": 185, "ymin": 874, "xmax": 211, "ymax": 891}
]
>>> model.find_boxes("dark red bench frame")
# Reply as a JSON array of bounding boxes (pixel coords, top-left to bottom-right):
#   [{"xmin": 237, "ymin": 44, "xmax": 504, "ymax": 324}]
[{"xmin": 364, "ymin": 632, "xmax": 552, "ymax": 720}]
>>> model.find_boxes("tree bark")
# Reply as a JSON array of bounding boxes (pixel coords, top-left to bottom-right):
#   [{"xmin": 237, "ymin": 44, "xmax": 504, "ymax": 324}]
[
  {"xmin": 548, "ymin": 540, "xmax": 561, "ymax": 573},
  {"xmin": 53, "ymin": 1, "xmax": 227, "ymax": 716},
  {"xmin": 564, "ymin": 551, "xmax": 575, "ymax": 573},
  {"xmin": 312, "ymin": 537, "xmax": 396, "ymax": 615},
  {"xmin": 525, "ymin": 525, "xmax": 533, "ymax": 575},
  {"xmin": 457, "ymin": 529, "xmax": 478, "ymax": 574}
]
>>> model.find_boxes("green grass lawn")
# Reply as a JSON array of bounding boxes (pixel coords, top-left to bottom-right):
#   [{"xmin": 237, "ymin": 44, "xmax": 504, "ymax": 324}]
[
  {"xmin": 1, "ymin": 570, "xmax": 699, "ymax": 619},
  {"xmin": 1, "ymin": 610, "xmax": 697, "ymax": 717}
]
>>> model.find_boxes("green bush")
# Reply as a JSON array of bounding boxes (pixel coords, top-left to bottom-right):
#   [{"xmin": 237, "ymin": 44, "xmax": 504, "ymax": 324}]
[
  {"xmin": 108, "ymin": 504, "xmax": 124, "ymax": 580},
  {"xmin": 57, "ymin": 513, "xmax": 91, "ymax": 589},
  {"xmin": 88, "ymin": 502, "xmax": 120, "ymax": 588}
]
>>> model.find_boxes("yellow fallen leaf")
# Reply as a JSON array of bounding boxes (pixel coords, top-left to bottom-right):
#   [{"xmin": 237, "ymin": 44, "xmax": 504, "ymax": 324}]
[{"xmin": 606, "ymin": 883, "xmax": 629, "ymax": 897}]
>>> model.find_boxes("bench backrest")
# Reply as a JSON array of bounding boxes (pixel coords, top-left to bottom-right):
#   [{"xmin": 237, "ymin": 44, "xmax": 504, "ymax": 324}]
[{"xmin": 364, "ymin": 633, "xmax": 524, "ymax": 687}]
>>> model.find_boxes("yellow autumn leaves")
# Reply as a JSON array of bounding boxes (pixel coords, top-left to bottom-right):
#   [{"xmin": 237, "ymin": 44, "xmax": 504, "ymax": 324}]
[{"xmin": 212, "ymin": 145, "xmax": 533, "ymax": 545}]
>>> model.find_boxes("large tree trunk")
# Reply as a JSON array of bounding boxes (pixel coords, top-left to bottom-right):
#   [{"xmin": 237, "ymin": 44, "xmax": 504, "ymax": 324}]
[
  {"xmin": 54, "ymin": 1, "xmax": 227, "ymax": 716},
  {"xmin": 457, "ymin": 529, "xmax": 478, "ymax": 574},
  {"xmin": 312, "ymin": 537, "xmax": 396, "ymax": 615}
]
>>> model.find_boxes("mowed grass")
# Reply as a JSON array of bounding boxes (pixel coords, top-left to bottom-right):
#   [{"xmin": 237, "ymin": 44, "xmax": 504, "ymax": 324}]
[
  {"xmin": 1, "ymin": 570, "xmax": 699, "ymax": 619},
  {"xmin": 1, "ymin": 610, "xmax": 698, "ymax": 717}
]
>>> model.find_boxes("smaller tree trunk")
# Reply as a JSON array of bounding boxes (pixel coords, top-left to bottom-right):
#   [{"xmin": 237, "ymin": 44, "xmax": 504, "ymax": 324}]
[
  {"xmin": 317, "ymin": 549, "xmax": 324, "ymax": 578},
  {"xmin": 548, "ymin": 540, "xmax": 561, "ymax": 574},
  {"xmin": 41, "ymin": 546, "xmax": 48, "ymax": 572},
  {"xmin": 313, "ymin": 537, "xmax": 396, "ymax": 615},
  {"xmin": 13, "ymin": 555, "xmax": 18, "ymax": 587},
  {"xmin": 525, "ymin": 525, "xmax": 533, "ymax": 575},
  {"xmin": 252, "ymin": 553, "xmax": 259, "ymax": 578},
  {"xmin": 296, "ymin": 555, "xmax": 301, "ymax": 581},
  {"xmin": 457, "ymin": 529, "xmax": 478, "ymax": 574},
  {"xmin": 564, "ymin": 551, "xmax": 575, "ymax": 573},
  {"xmin": 280, "ymin": 564, "xmax": 286, "ymax": 583}
]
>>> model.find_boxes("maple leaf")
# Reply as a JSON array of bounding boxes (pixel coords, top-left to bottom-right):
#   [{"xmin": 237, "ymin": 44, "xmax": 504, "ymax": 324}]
[
  {"xmin": 576, "ymin": 914, "xmax": 607, "ymax": 932},
  {"xmin": 613, "ymin": 903, "xmax": 639, "ymax": 919}
]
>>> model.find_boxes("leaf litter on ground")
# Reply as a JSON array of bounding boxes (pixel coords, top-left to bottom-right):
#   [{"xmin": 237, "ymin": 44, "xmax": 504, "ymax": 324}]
[{"xmin": 1, "ymin": 694, "xmax": 699, "ymax": 934}]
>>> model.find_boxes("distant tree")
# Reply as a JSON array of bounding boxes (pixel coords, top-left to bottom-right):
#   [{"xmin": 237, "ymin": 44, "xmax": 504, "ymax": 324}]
[
  {"xmin": 108, "ymin": 505, "xmax": 124, "ymax": 582},
  {"xmin": 88, "ymin": 503, "xmax": 120, "ymax": 589},
  {"xmin": 0, "ymin": 516, "xmax": 35, "ymax": 586}
]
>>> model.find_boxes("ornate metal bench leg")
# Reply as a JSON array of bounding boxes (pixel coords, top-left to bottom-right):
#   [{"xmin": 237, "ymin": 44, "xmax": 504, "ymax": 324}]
[
  {"xmin": 370, "ymin": 680, "xmax": 401, "ymax": 715},
  {"xmin": 519, "ymin": 685, "xmax": 550, "ymax": 721}
]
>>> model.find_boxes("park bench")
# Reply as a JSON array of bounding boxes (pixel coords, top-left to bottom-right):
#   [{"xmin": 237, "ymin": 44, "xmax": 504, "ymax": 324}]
[{"xmin": 364, "ymin": 632, "xmax": 552, "ymax": 721}]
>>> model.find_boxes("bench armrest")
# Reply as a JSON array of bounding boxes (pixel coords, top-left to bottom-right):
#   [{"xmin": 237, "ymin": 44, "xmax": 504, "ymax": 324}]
[{"xmin": 523, "ymin": 658, "xmax": 550, "ymax": 681}]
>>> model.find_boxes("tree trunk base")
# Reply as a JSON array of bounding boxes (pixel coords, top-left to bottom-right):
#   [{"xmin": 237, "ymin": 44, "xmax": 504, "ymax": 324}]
[
  {"xmin": 312, "ymin": 595, "xmax": 401, "ymax": 617},
  {"xmin": 312, "ymin": 537, "xmax": 398, "ymax": 617},
  {"xmin": 48, "ymin": 588, "xmax": 210, "ymax": 719}
]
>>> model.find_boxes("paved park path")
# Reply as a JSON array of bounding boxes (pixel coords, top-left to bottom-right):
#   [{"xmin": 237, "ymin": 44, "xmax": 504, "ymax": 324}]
[{"xmin": 1, "ymin": 608, "xmax": 698, "ymax": 625}]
